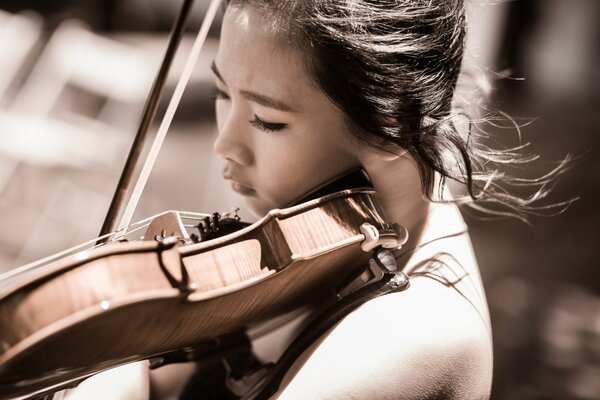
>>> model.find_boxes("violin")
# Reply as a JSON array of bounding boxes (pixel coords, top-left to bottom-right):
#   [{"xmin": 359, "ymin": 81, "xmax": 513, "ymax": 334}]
[
  {"xmin": 0, "ymin": 180, "xmax": 406, "ymax": 399},
  {"xmin": 0, "ymin": 1, "xmax": 408, "ymax": 399}
]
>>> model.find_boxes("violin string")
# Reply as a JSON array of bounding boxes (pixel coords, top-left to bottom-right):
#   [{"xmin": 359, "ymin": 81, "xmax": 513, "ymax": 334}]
[
  {"xmin": 1, "ymin": 209, "xmax": 217, "ymax": 283},
  {"xmin": 0, "ymin": 217, "xmax": 157, "ymax": 283},
  {"xmin": 179, "ymin": 214, "xmax": 212, "ymax": 221},
  {"xmin": 116, "ymin": 0, "xmax": 222, "ymax": 233}
]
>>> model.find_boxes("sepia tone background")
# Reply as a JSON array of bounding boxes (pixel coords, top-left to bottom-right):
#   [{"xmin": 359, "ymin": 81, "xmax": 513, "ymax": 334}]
[{"xmin": 0, "ymin": 0, "xmax": 598, "ymax": 399}]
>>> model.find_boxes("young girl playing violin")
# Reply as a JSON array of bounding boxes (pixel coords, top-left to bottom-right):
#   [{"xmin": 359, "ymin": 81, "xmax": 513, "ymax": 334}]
[{"xmin": 67, "ymin": 0, "xmax": 500, "ymax": 398}]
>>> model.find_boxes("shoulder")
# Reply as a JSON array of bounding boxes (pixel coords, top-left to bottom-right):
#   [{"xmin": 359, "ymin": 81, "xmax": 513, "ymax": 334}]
[
  {"xmin": 276, "ymin": 277, "xmax": 492, "ymax": 400},
  {"xmin": 275, "ymin": 205, "xmax": 492, "ymax": 400}
]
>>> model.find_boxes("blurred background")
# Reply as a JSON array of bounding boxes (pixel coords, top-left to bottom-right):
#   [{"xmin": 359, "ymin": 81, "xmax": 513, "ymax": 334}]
[{"xmin": 0, "ymin": 0, "xmax": 598, "ymax": 398}]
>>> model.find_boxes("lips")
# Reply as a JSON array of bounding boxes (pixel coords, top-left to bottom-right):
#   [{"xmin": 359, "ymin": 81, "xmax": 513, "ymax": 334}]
[
  {"xmin": 222, "ymin": 168, "xmax": 256, "ymax": 196},
  {"xmin": 230, "ymin": 181, "xmax": 256, "ymax": 195}
]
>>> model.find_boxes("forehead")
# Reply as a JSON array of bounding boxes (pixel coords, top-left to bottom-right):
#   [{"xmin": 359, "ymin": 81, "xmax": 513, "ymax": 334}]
[{"xmin": 216, "ymin": 5, "xmax": 316, "ymax": 99}]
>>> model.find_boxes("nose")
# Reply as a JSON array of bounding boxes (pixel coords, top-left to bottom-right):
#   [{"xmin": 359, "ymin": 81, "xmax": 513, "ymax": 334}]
[{"xmin": 213, "ymin": 107, "xmax": 253, "ymax": 166}]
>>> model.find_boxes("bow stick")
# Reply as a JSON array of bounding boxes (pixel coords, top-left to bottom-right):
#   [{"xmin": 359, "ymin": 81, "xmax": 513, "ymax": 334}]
[{"xmin": 99, "ymin": 0, "xmax": 222, "ymax": 240}]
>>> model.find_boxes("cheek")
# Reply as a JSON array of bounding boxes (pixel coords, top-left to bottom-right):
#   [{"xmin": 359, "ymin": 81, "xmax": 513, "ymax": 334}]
[
  {"xmin": 256, "ymin": 148, "xmax": 295, "ymax": 185},
  {"xmin": 254, "ymin": 142, "xmax": 341, "ymax": 203},
  {"xmin": 251, "ymin": 146, "xmax": 302, "ymax": 201}
]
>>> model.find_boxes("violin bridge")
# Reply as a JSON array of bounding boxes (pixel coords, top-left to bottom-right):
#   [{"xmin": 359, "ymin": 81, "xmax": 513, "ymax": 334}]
[{"xmin": 142, "ymin": 210, "xmax": 191, "ymax": 241}]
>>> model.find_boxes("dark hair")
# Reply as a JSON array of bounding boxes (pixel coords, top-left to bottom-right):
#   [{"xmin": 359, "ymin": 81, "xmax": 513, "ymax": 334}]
[{"xmin": 225, "ymin": 0, "xmax": 569, "ymax": 218}]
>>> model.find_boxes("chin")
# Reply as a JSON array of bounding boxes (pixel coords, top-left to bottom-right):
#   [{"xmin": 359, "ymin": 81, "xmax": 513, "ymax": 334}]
[{"xmin": 244, "ymin": 197, "xmax": 273, "ymax": 218}]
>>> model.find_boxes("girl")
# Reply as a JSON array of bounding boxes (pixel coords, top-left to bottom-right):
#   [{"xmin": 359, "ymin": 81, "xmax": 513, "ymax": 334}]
[
  {"xmin": 69, "ymin": 0, "xmax": 504, "ymax": 398},
  {"xmin": 178, "ymin": 0, "xmax": 493, "ymax": 399}
]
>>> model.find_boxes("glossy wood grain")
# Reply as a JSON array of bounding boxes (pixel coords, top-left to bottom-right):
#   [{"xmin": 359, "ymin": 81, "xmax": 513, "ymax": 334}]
[{"xmin": 0, "ymin": 189, "xmax": 396, "ymax": 399}]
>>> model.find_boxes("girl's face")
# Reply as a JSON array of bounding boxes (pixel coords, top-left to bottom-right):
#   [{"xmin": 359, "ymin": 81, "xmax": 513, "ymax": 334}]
[{"xmin": 213, "ymin": 5, "xmax": 361, "ymax": 216}]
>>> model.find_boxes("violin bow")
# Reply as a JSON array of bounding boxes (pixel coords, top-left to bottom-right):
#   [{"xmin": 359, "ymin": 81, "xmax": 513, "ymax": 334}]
[{"xmin": 98, "ymin": 0, "xmax": 222, "ymax": 240}]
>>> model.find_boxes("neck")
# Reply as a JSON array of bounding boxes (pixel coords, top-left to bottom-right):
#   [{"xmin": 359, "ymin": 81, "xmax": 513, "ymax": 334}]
[{"xmin": 362, "ymin": 156, "xmax": 430, "ymax": 253}]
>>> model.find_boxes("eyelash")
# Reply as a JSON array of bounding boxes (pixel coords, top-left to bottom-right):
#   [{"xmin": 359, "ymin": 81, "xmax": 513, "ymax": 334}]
[
  {"xmin": 212, "ymin": 87, "xmax": 286, "ymax": 133},
  {"xmin": 249, "ymin": 116, "xmax": 287, "ymax": 133}
]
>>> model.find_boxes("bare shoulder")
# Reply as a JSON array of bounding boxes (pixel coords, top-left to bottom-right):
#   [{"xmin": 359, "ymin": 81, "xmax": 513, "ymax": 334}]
[
  {"xmin": 276, "ymin": 206, "xmax": 492, "ymax": 400},
  {"xmin": 276, "ymin": 275, "xmax": 492, "ymax": 400}
]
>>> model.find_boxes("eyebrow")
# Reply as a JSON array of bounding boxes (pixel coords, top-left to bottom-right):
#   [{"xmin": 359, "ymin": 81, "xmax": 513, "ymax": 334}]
[{"xmin": 210, "ymin": 61, "xmax": 296, "ymax": 112}]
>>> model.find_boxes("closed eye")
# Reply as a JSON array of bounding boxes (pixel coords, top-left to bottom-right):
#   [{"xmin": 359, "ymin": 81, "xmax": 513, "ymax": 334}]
[{"xmin": 249, "ymin": 115, "xmax": 287, "ymax": 133}]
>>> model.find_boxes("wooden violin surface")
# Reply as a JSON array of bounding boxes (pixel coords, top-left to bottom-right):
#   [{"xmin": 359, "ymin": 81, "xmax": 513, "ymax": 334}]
[{"xmin": 0, "ymin": 188, "xmax": 398, "ymax": 399}]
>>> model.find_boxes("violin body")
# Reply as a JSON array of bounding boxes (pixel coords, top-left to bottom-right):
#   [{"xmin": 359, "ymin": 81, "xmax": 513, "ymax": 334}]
[{"xmin": 0, "ymin": 188, "xmax": 399, "ymax": 399}]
